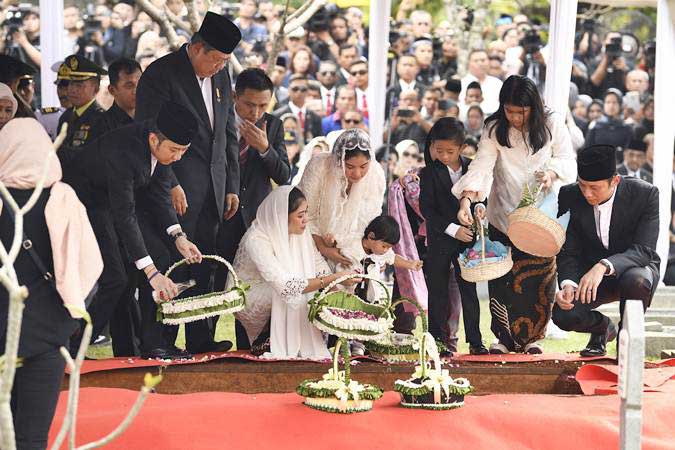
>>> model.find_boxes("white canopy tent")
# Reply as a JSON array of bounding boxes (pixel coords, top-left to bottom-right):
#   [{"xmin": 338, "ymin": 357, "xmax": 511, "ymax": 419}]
[{"xmin": 38, "ymin": 0, "xmax": 674, "ymax": 277}]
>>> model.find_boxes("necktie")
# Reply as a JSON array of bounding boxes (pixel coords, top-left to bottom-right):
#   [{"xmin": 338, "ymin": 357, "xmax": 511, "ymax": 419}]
[
  {"xmin": 362, "ymin": 93, "xmax": 368, "ymax": 119},
  {"xmin": 298, "ymin": 110, "xmax": 305, "ymax": 130},
  {"xmin": 239, "ymin": 136, "xmax": 249, "ymax": 165},
  {"xmin": 326, "ymin": 92, "xmax": 332, "ymax": 114}
]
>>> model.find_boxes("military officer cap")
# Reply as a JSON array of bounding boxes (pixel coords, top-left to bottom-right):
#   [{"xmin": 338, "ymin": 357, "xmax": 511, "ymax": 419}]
[
  {"xmin": 0, "ymin": 55, "xmax": 36, "ymax": 84},
  {"xmin": 156, "ymin": 102, "xmax": 198, "ymax": 146},
  {"xmin": 60, "ymin": 55, "xmax": 108, "ymax": 82},
  {"xmin": 197, "ymin": 11, "xmax": 242, "ymax": 54}
]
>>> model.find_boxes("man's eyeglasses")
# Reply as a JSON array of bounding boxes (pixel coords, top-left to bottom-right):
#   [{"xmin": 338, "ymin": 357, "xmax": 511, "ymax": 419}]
[
  {"xmin": 290, "ymin": 86, "xmax": 308, "ymax": 92},
  {"xmin": 319, "ymin": 71, "xmax": 336, "ymax": 76},
  {"xmin": 344, "ymin": 119, "xmax": 362, "ymax": 125},
  {"xmin": 350, "ymin": 70, "xmax": 367, "ymax": 76}
]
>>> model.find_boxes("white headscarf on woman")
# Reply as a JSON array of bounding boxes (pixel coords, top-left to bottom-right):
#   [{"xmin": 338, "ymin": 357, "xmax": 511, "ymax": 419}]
[
  {"xmin": 291, "ymin": 136, "xmax": 330, "ymax": 186},
  {"xmin": 0, "ymin": 82, "xmax": 18, "ymax": 122},
  {"xmin": 0, "ymin": 119, "xmax": 102, "ymax": 318},
  {"xmin": 244, "ymin": 185, "xmax": 330, "ymax": 359},
  {"xmin": 298, "ymin": 128, "xmax": 386, "ymax": 266}
]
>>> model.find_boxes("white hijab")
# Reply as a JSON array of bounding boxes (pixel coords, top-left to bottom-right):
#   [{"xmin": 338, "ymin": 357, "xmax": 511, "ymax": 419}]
[{"xmin": 248, "ymin": 185, "xmax": 317, "ymax": 307}]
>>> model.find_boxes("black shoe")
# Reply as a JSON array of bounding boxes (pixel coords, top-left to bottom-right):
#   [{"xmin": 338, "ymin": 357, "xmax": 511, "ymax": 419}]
[
  {"xmin": 439, "ymin": 350, "xmax": 453, "ymax": 358},
  {"xmin": 141, "ymin": 347, "xmax": 175, "ymax": 360},
  {"xmin": 580, "ymin": 322, "xmax": 618, "ymax": 357},
  {"xmin": 192, "ymin": 340, "xmax": 233, "ymax": 354},
  {"xmin": 168, "ymin": 345, "xmax": 193, "ymax": 359},
  {"xmin": 469, "ymin": 344, "xmax": 489, "ymax": 355}
]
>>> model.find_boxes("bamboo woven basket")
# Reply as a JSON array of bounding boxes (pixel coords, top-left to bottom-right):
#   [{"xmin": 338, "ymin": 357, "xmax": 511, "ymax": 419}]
[
  {"xmin": 459, "ymin": 222, "xmax": 513, "ymax": 283},
  {"xmin": 156, "ymin": 255, "xmax": 248, "ymax": 325},
  {"xmin": 507, "ymin": 206, "xmax": 566, "ymax": 257}
]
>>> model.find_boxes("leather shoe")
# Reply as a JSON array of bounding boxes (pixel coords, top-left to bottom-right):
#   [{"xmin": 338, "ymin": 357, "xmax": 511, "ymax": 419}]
[
  {"xmin": 439, "ymin": 350, "xmax": 453, "ymax": 358},
  {"xmin": 469, "ymin": 344, "xmax": 489, "ymax": 355},
  {"xmin": 169, "ymin": 345, "xmax": 193, "ymax": 359},
  {"xmin": 141, "ymin": 347, "xmax": 175, "ymax": 360},
  {"xmin": 580, "ymin": 321, "xmax": 618, "ymax": 357},
  {"xmin": 192, "ymin": 340, "xmax": 233, "ymax": 354}
]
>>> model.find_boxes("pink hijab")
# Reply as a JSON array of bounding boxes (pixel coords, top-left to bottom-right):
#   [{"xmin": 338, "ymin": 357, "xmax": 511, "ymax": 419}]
[{"xmin": 0, "ymin": 118, "xmax": 102, "ymax": 318}]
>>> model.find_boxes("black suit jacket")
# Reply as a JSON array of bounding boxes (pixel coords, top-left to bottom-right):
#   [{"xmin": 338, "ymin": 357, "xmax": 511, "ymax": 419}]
[
  {"xmin": 557, "ymin": 177, "xmax": 660, "ymax": 285},
  {"xmin": 237, "ymin": 113, "xmax": 291, "ymax": 227},
  {"xmin": 272, "ymin": 104, "xmax": 324, "ymax": 142},
  {"xmin": 135, "ymin": 44, "xmax": 239, "ymax": 221},
  {"xmin": 86, "ymin": 123, "xmax": 179, "ymax": 263},
  {"xmin": 617, "ymin": 164, "xmax": 653, "ymax": 184},
  {"xmin": 419, "ymin": 156, "xmax": 472, "ymax": 256}
]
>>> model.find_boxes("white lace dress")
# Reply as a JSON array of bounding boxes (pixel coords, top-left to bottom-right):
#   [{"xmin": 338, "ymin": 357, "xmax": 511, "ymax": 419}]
[
  {"xmin": 298, "ymin": 153, "xmax": 386, "ymax": 267},
  {"xmin": 229, "ymin": 229, "xmax": 332, "ymax": 359}
]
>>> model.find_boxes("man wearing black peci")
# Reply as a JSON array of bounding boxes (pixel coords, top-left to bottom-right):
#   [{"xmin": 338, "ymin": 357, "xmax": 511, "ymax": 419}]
[
  {"xmin": 553, "ymin": 144, "xmax": 660, "ymax": 357},
  {"xmin": 81, "ymin": 101, "xmax": 203, "ymax": 359},
  {"xmin": 214, "ymin": 68, "xmax": 291, "ymax": 349},
  {"xmin": 135, "ymin": 12, "xmax": 242, "ymax": 354}
]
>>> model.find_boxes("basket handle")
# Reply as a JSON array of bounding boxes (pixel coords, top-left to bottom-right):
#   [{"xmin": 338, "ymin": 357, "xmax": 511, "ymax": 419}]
[
  {"xmin": 320, "ymin": 272, "xmax": 392, "ymax": 309},
  {"xmin": 473, "ymin": 214, "xmax": 486, "ymax": 263},
  {"xmin": 390, "ymin": 296, "xmax": 427, "ymax": 333},
  {"xmin": 164, "ymin": 254, "xmax": 239, "ymax": 289}
]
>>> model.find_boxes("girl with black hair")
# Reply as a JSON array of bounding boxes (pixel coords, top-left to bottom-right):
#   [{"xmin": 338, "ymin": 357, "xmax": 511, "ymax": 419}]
[
  {"xmin": 452, "ymin": 75, "xmax": 576, "ymax": 354},
  {"xmin": 419, "ymin": 117, "xmax": 488, "ymax": 356}
]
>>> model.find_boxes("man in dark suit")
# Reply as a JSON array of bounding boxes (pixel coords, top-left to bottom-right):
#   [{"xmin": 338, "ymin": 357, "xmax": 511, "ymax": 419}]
[
  {"xmin": 554, "ymin": 144, "xmax": 660, "ymax": 357},
  {"xmin": 81, "ymin": 102, "xmax": 203, "ymax": 359},
  {"xmin": 214, "ymin": 68, "xmax": 291, "ymax": 349},
  {"xmin": 135, "ymin": 12, "xmax": 242, "ymax": 354},
  {"xmin": 617, "ymin": 138, "xmax": 653, "ymax": 183},
  {"xmin": 273, "ymin": 74, "xmax": 324, "ymax": 142}
]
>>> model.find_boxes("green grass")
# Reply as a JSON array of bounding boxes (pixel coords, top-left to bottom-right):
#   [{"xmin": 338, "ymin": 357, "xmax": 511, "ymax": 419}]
[{"xmin": 87, "ymin": 300, "xmax": 616, "ymax": 359}]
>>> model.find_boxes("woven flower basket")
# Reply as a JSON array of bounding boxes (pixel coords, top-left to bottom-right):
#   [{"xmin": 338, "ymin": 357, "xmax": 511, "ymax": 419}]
[
  {"xmin": 297, "ymin": 338, "xmax": 383, "ymax": 413},
  {"xmin": 307, "ymin": 273, "xmax": 393, "ymax": 342},
  {"xmin": 507, "ymin": 206, "xmax": 566, "ymax": 257},
  {"xmin": 394, "ymin": 333, "xmax": 473, "ymax": 410},
  {"xmin": 156, "ymin": 255, "xmax": 248, "ymax": 325},
  {"xmin": 366, "ymin": 296, "xmax": 428, "ymax": 363},
  {"xmin": 459, "ymin": 221, "xmax": 513, "ymax": 283}
]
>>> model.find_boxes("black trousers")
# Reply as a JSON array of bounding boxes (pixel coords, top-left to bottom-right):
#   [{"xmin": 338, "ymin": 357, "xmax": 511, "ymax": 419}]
[
  {"xmin": 109, "ymin": 265, "xmax": 141, "ymax": 356},
  {"xmin": 166, "ymin": 187, "xmax": 221, "ymax": 352},
  {"xmin": 83, "ymin": 208, "xmax": 129, "ymax": 344},
  {"xmin": 215, "ymin": 211, "xmax": 249, "ymax": 349},
  {"xmin": 424, "ymin": 251, "xmax": 482, "ymax": 346},
  {"xmin": 137, "ymin": 212, "xmax": 177, "ymax": 351},
  {"xmin": 552, "ymin": 266, "xmax": 657, "ymax": 335},
  {"xmin": 11, "ymin": 348, "xmax": 65, "ymax": 450}
]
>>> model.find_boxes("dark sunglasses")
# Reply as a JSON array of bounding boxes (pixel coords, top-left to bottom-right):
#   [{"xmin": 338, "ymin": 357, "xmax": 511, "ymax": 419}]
[
  {"xmin": 290, "ymin": 86, "xmax": 308, "ymax": 92},
  {"xmin": 350, "ymin": 70, "xmax": 367, "ymax": 76},
  {"xmin": 344, "ymin": 119, "xmax": 362, "ymax": 124},
  {"xmin": 319, "ymin": 71, "xmax": 336, "ymax": 76}
]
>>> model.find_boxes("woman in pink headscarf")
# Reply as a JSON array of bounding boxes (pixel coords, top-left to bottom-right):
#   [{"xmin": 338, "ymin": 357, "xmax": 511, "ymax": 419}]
[{"xmin": 0, "ymin": 118, "xmax": 102, "ymax": 450}]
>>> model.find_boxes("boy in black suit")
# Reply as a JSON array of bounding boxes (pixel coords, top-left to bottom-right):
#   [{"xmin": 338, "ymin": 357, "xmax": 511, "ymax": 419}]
[
  {"xmin": 554, "ymin": 144, "xmax": 660, "ymax": 357},
  {"xmin": 419, "ymin": 117, "xmax": 488, "ymax": 356}
]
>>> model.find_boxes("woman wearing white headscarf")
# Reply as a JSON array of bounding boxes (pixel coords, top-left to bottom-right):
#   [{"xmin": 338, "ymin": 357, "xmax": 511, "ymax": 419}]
[
  {"xmin": 291, "ymin": 136, "xmax": 330, "ymax": 186},
  {"xmin": 229, "ymin": 186, "xmax": 356, "ymax": 359},
  {"xmin": 298, "ymin": 128, "xmax": 386, "ymax": 268},
  {"xmin": 0, "ymin": 82, "xmax": 18, "ymax": 130},
  {"xmin": 0, "ymin": 119, "xmax": 102, "ymax": 450}
]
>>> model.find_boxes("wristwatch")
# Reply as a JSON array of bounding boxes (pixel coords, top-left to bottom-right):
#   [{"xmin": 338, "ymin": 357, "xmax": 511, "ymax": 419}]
[
  {"xmin": 172, "ymin": 231, "xmax": 187, "ymax": 242},
  {"xmin": 599, "ymin": 259, "xmax": 612, "ymax": 275}
]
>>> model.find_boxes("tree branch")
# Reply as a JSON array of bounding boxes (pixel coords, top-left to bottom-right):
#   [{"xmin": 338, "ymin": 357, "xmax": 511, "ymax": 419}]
[
  {"xmin": 183, "ymin": 0, "xmax": 202, "ymax": 34},
  {"xmin": 136, "ymin": 0, "xmax": 182, "ymax": 50},
  {"xmin": 284, "ymin": 0, "xmax": 326, "ymax": 35}
]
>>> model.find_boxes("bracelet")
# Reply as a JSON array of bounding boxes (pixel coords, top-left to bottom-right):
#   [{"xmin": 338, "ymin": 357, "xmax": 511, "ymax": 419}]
[
  {"xmin": 460, "ymin": 196, "xmax": 472, "ymax": 204},
  {"xmin": 319, "ymin": 276, "xmax": 325, "ymax": 289},
  {"xmin": 148, "ymin": 271, "xmax": 160, "ymax": 282}
]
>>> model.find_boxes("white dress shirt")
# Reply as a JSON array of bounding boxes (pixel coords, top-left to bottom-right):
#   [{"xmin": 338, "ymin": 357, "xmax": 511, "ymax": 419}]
[
  {"xmin": 459, "ymin": 74, "xmax": 503, "ymax": 116},
  {"xmin": 320, "ymin": 85, "xmax": 336, "ymax": 113},
  {"xmin": 444, "ymin": 164, "xmax": 464, "ymax": 238},
  {"xmin": 196, "ymin": 75, "xmax": 214, "ymax": 129},
  {"xmin": 399, "ymin": 79, "xmax": 417, "ymax": 93}
]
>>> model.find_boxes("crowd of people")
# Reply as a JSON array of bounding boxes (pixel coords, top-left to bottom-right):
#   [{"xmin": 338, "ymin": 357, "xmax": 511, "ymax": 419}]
[{"xmin": 0, "ymin": 2, "xmax": 669, "ymax": 449}]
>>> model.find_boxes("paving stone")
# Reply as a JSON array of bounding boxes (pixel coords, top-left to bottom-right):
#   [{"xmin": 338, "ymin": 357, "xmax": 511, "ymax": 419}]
[
  {"xmin": 644, "ymin": 322, "xmax": 663, "ymax": 332},
  {"xmin": 645, "ymin": 332, "xmax": 675, "ymax": 358}
]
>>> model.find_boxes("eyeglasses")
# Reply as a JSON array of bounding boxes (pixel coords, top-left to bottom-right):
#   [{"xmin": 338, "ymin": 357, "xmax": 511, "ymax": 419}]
[
  {"xmin": 290, "ymin": 86, "xmax": 308, "ymax": 92},
  {"xmin": 344, "ymin": 119, "xmax": 362, "ymax": 124},
  {"xmin": 318, "ymin": 71, "xmax": 336, "ymax": 76},
  {"xmin": 350, "ymin": 70, "xmax": 367, "ymax": 76}
]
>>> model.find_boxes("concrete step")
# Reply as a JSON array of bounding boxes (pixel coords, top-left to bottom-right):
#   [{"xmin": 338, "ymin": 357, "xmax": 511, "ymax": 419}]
[
  {"xmin": 645, "ymin": 321, "xmax": 663, "ymax": 332},
  {"xmin": 605, "ymin": 309, "xmax": 675, "ymax": 326},
  {"xmin": 645, "ymin": 332, "xmax": 675, "ymax": 358}
]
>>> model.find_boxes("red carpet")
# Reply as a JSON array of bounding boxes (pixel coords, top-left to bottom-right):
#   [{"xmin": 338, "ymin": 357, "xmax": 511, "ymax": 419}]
[
  {"xmin": 75, "ymin": 350, "xmax": 611, "ymax": 375},
  {"xmin": 49, "ymin": 387, "xmax": 675, "ymax": 450},
  {"xmin": 576, "ymin": 359, "xmax": 675, "ymax": 395}
]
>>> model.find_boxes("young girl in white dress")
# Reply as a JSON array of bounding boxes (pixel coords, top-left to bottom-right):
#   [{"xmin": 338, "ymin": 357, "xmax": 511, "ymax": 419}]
[{"xmin": 229, "ymin": 186, "xmax": 358, "ymax": 360}]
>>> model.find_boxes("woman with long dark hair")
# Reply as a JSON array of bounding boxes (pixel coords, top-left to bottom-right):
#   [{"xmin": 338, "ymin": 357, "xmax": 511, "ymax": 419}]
[{"xmin": 452, "ymin": 75, "xmax": 576, "ymax": 354}]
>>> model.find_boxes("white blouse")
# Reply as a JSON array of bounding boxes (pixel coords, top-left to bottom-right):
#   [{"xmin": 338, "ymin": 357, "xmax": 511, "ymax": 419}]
[{"xmin": 451, "ymin": 113, "xmax": 576, "ymax": 234}]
